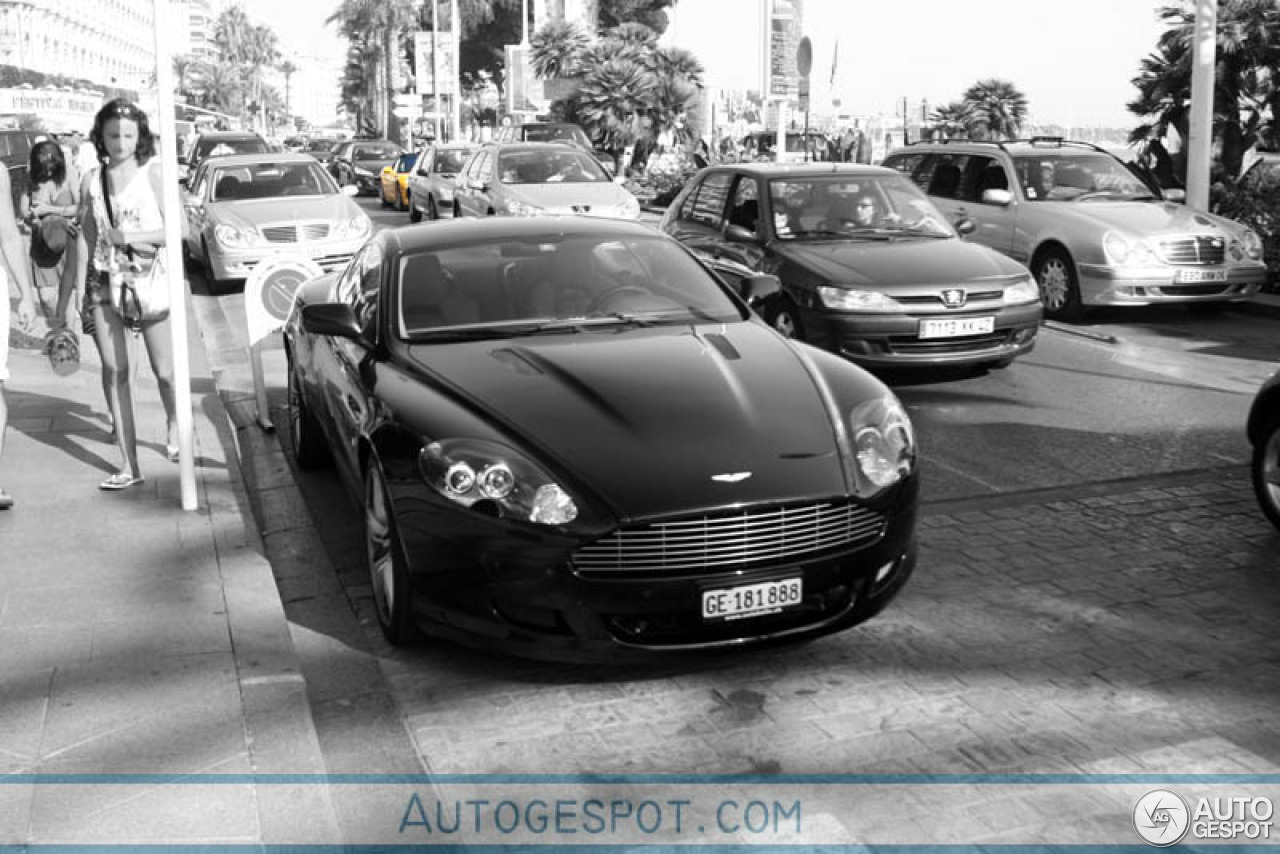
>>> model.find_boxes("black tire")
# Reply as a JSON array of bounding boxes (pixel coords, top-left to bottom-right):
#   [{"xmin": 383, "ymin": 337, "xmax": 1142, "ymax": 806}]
[
  {"xmin": 1034, "ymin": 247, "xmax": 1085, "ymax": 323},
  {"xmin": 409, "ymin": 198, "xmax": 423, "ymax": 223},
  {"xmin": 427, "ymin": 196, "xmax": 439, "ymax": 220},
  {"xmin": 1252, "ymin": 415, "xmax": 1280, "ymax": 531},
  {"xmin": 365, "ymin": 456, "xmax": 419, "ymax": 645},
  {"xmin": 201, "ymin": 240, "xmax": 222, "ymax": 294},
  {"xmin": 766, "ymin": 298, "xmax": 805, "ymax": 341},
  {"xmin": 288, "ymin": 358, "xmax": 331, "ymax": 470},
  {"xmin": 379, "ymin": 185, "xmax": 391, "ymax": 208}
]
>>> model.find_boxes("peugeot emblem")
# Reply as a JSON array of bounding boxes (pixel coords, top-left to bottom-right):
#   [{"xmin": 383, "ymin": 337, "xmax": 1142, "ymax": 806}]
[
  {"xmin": 711, "ymin": 472, "xmax": 752, "ymax": 483},
  {"xmin": 941, "ymin": 288, "xmax": 967, "ymax": 308}
]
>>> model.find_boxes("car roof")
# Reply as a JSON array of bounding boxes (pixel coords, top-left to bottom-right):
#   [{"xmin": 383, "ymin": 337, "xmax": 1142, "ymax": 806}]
[
  {"xmin": 889, "ymin": 137, "xmax": 1118, "ymax": 158},
  {"xmin": 196, "ymin": 131, "xmax": 265, "ymax": 140},
  {"xmin": 381, "ymin": 216, "xmax": 659, "ymax": 255},
  {"xmin": 480, "ymin": 141, "xmax": 589, "ymax": 152},
  {"xmin": 712, "ymin": 163, "xmax": 898, "ymax": 178},
  {"xmin": 203, "ymin": 152, "xmax": 320, "ymax": 166}
]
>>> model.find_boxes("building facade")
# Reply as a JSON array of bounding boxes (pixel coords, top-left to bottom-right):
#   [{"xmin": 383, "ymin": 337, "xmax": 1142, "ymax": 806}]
[{"xmin": 0, "ymin": 0, "xmax": 165, "ymax": 91}]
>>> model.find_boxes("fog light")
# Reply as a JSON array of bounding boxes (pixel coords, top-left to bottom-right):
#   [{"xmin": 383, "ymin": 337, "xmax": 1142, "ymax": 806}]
[{"xmin": 875, "ymin": 560, "xmax": 895, "ymax": 582}]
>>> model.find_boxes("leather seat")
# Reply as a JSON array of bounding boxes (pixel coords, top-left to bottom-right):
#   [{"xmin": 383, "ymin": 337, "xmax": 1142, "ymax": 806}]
[{"xmin": 400, "ymin": 253, "xmax": 480, "ymax": 330}]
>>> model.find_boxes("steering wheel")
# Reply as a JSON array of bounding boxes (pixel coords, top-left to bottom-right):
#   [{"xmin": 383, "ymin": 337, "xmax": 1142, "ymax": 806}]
[{"xmin": 586, "ymin": 285, "xmax": 653, "ymax": 314}]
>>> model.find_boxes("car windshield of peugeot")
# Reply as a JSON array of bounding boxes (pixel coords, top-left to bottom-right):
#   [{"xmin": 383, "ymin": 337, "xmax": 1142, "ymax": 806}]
[
  {"xmin": 431, "ymin": 147, "xmax": 470, "ymax": 174},
  {"xmin": 1016, "ymin": 151, "xmax": 1158, "ymax": 201},
  {"xmin": 498, "ymin": 148, "xmax": 611, "ymax": 184},
  {"xmin": 397, "ymin": 232, "xmax": 744, "ymax": 339},
  {"xmin": 767, "ymin": 173, "xmax": 955, "ymax": 241}
]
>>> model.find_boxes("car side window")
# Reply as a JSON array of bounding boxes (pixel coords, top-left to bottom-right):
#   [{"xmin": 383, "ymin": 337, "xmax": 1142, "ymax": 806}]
[
  {"xmin": 883, "ymin": 153, "xmax": 929, "ymax": 191},
  {"xmin": 354, "ymin": 244, "xmax": 384, "ymax": 333},
  {"xmin": 925, "ymin": 154, "xmax": 967, "ymax": 200},
  {"xmin": 963, "ymin": 155, "xmax": 1010, "ymax": 203},
  {"xmin": 416, "ymin": 150, "xmax": 432, "ymax": 175},
  {"xmin": 473, "ymin": 152, "xmax": 494, "ymax": 183},
  {"xmin": 679, "ymin": 171, "xmax": 731, "ymax": 228}
]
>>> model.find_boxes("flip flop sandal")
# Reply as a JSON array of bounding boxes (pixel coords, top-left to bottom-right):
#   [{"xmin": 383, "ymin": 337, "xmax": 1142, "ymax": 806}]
[
  {"xmin": 99, "ymin": 472, "xmax": 144, "ymax": 491},
  {"xmin": 0, "ymin": 489, "xmax": 12, "ymax": 510}
]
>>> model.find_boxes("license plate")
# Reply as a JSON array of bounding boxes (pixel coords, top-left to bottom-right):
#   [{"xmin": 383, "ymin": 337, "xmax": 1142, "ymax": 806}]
[
  {"xmin": 1175, "ymin": 268, "xmax": 1228, "ymax": 283},
  {"xmin": 918, "ymin": 316, "xmax": 995, "ymax": 339},
  {"xmin": 702, "ymin": 577, "xmax": 803, "ymax": 621}
]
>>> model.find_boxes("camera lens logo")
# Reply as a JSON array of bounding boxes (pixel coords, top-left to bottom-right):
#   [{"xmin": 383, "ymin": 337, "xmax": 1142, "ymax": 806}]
[{"xmin": 1134, "ymin": 789, "xmax": 1190, "ymax": 846}]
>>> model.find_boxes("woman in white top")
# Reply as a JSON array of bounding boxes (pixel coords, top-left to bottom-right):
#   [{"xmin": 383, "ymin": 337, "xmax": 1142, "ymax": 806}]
[{"xmin": 75, "ymin": 99, "xmax": 177, "ymax": 491}]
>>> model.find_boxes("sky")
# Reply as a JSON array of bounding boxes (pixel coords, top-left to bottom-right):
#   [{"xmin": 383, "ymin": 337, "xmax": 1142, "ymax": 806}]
[{"xmin": 230, "ymin": 0, "xmax": 1172, "ymax": 129}]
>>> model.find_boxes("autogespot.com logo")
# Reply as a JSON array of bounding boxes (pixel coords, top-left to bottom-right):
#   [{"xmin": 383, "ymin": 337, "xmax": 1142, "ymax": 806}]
[{"xmin": 1134, "ymin": 789, "xmax": 1191, "ymax": 846}]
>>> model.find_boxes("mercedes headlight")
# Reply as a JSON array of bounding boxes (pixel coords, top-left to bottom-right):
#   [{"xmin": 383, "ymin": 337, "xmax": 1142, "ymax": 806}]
[
  {"xmin": 1102, "ymin": 231, "xmax": 1159, "ymax": 266},
  {"xmin": 418, "ymin": 439, "xmax": 579, "ymax": 525},
  {"xmin": 507, "ymin": 198, "xmax": 547, "ymax": 217},
  {"xmin": 848, "ymin": 393, "xmax": 915, "ymax": 497},
  {"xmin": 1233, "ymin": 228, "xmax": 1264, "ymax": 261},
  {"xmin": 1002, "ymin": 277, "xmax": 1041, "ymax": 306},
  {"xmin": 332, "ymin": 214, "xmax": 371, "ymax": 239},
  {"xmin": 818, "ymin": 286, "xmax": 900, "ymax": 313},
  {"xmin": 213, "ymin": 223, "xmax": 259, "ymax": 248}
]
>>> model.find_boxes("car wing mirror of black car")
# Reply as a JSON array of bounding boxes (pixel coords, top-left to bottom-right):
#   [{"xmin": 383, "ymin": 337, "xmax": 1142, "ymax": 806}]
[
  {"xmin": 301, "ymin": 302, "xmax": 365, "ymax": 342},
  {"xmin": 981, "ymin": 189, "xmax": 1013, "ymax": 207},
  {"xmin": 740, "ymin": 273, "xmax": 782, "ymax": 305},
  {"xmin": 725, "ymin": 224, "xmax": 758, "ymax": 244},
  {"xmin": 954, "ymin": 216, "xmax": 978, "ymax": 236}
]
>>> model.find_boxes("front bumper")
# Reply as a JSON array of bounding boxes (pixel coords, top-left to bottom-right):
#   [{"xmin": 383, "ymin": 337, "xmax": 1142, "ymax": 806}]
[
  {"xmin": 1077, "ymin": 262, "xmax": 1266, "ymax": 306},
  {"xmin": 389, "ymin": 480, "xmax": 919, "ymax": 663},
  {"xmin": 800, "ymin": 302, "xmax": 1043, "ymax": 369}
]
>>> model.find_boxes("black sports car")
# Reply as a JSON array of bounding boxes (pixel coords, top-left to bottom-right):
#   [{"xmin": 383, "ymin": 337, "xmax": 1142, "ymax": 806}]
[
  {"xmin": 1248, "ymin": 368, "xmax": 1280, "ymax": 530},
  {"xmin": 284, "ymin": 216, "xmax": 920, "ymax": 661}
]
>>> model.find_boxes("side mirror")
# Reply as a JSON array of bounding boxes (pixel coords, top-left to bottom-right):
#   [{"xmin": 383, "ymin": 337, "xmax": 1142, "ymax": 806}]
[
  {"xmin": 724, "ymin": 224, "xmax": 758, "ymax": 243},
  {"xmin": 341, "ymin": 185, "xmax": 358, "ymax": 196},
  {"xmin": 739, "ymin": 273, "xmax": 781, "ymax": 305},
  {"xmin": 1162, "ymin": 188, "xmax": 1186, "ymax": 203},
  {"xmin": 954, "ymin": 216, "xmax": 977, "ymax": 236},
  {"xmin": 981, "ymin": 188, "xmax": 1013, "ymax": 206},
  {"xmin": 466, "ymin": 178, "xmax": 486, "ymax": 191},
  {"xmin": 301, "ymin": 302, "xmax": 364, "ymax": 341}
]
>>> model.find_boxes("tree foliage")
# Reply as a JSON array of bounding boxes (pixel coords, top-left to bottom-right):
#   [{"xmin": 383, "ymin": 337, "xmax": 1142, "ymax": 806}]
[
  {"xmin": 959, "ymin": 78, "xmax": 1028, "ymax": 140},
  {"xmin": 598, "ymin": 0, "xmax": 677, "ymax": 33}
]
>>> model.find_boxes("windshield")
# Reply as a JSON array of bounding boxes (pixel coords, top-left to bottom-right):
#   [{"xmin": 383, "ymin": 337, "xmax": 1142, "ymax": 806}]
[
  {"xmin": 768, "ymin": 173, "xmax": 955, "ymax": 240},
  {"xmin": 396, "ymin": 233, "xmax": 744, "ymax": 338},
  {"xmin": 1014, "ymin": 152, "xmax": 1155, "ymax": 201},
  {"xmin": 498, "ymin": 149, "xmax": 609, "ymax": 184},
  {"xmin": 355, "ymin": 143, "xmax": 402, "ymax": 160},
  {"xmin": 522, "ymin": 125, "xmax": 591, "ymax": 147},
  {"xmin": 198, "ymin": 137, "xmax": 268, "ymax": 159},
  {"xmin": 305, "ymin": 139, "xmax": 336, "ymax": 153},
  {"xmin": 433, "ymin": 148, "xmax": 471, "ymax": 173},
  {"xmin": 210, "ymin": 161, "xmax": 337, "ymax": 201}
]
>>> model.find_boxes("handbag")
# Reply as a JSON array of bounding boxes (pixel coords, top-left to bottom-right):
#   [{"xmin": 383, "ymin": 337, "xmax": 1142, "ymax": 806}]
[{"xmin": 100, "ymin": 165, "xmax": 170, "ymax": 324}]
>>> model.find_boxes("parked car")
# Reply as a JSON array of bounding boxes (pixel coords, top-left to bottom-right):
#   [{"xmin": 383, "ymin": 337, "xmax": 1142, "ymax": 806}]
[
  {"xmin": 453, "ymin": 142, "xmax": 640, "ymax": 220},
  {"xmin": 494, "ymin": 121, "xmax": 617, "ymax": 174},
  {"xmin": 180, "ymin": 130, "xmax": 270, "ymax": 183},
  {"xmin": 283, "ymin": 216, "xmax": 918, "ymax": 660},
  {"xmin": 329, "ymin": 139, "xmax": 402, "ymax": 195},
  {"xmin": 0, "ymin": 127, "xmax": 36, "ymax": 209},
  {"xmin": 379, "ymin": 151, "xmax": 418, "ymax": 211},
  {"xmin": 1248, "ymin": 368, "xmax": 1280, "ymax": 530},
  {"xmin": 303, "ymin": 137, "xmax": 343, "ymax": 167},
  {"xmin": 407, "ymin": 141, "xmax": 475, "ymax": 222},
  {"xmin": 880, "ymin": 137, "xmax": 1268, "ymax": 321},
  {"xmin": 181, "ymin": 152, "xmax": 371, "ymax": 292},
  {"xmin": 659, "ymin": 163, "xmax": 1042, "ymax": 371}
]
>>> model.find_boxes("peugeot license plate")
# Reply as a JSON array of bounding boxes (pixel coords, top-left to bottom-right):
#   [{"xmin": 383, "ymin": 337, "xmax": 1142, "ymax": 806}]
[
  {"xmin": 918, "ymin": 316, "xmax": 995, "ymax": 339},
  {"xmin": 702, "ymin": 577, "xmax": 803, "ymax": 621},
  {"xmin": 1175, "ymin": 268, "xmax": 1228, "ymax": 283}
]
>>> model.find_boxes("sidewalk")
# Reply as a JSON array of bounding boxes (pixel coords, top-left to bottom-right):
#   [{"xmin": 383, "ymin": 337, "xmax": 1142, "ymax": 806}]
[{"xmin": 0, "ymin": 295, "xmax": 338, "ymax": 843}]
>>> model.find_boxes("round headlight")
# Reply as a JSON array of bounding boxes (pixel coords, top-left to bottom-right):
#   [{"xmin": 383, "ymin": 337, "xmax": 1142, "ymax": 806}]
[
  {"xmin": 443, "ymin": 462, "xmax": 475, "ymax": 496},
  {"xmin": 479, "ymin": 464, "xmax": 515, "ymax": 499}
]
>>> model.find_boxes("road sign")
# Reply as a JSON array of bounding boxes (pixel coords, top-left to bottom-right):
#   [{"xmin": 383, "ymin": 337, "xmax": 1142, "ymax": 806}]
[{"xmin": 796, "ymin": 36, "xmax": 813, "ymax": 78}]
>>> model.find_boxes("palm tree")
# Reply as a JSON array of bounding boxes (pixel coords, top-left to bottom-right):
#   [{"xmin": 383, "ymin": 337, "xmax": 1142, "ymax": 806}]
[
  {"xmin": 279, "ymin": 60, "xmax": 298, "ymax": 120},
  {"xmin": 574, "ymin": 57, "xmax": 655, "ymax": 154},
  {"xmin": 960, "ymin": 78, "xmax": 1028, "ymax": 140},
  {"xmin": 329, "ymin": 0, "xmax": 418, "ymax": 144},
  {"xmin": 929, "ymin": 101, "xmax": 972, "ymax": 140},
  {"xmin": 529, "ymin": 20, "xmax": 591, "ymax": 79}
]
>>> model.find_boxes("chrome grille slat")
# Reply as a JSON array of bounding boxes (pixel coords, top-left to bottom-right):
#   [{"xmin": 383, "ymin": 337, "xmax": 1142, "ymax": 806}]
[
  {"xmin": 1157, "ymin": 235, "xmax": 1225, "ymax": 266},
  {"xmin": 573, "ymin": 501, "xmax": 886, "ymax": 575},
  {"xmin": 261, "ymin": 222, "xmax": 332, "ymax": 244}
]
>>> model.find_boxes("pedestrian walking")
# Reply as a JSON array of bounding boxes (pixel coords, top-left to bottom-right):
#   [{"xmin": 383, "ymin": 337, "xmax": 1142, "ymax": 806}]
[
  {"xmin": 0, "ymin": 164, "xmax": 38, "ymax": 509},
  {"xmin": 21, "ymin": 140, "xmax": 81, "ymax": 324},
  {"xmin": 75, "ymin": 98, "xmax": 178, "ymax": 491}
]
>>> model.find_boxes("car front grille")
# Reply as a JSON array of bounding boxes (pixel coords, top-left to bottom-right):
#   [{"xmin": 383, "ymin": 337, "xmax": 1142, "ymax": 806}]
[
  {"xmin": 572, "ymin": 500, "xmax": 885, "ymax": 577},
  {"xmin": 894, "ymin": 290, "xmax": 1005, "ymax": 310},
  {"xmin": 1156, "ymin": 235, "xmax": 1226, "ymax": 265},
  {"xmin": 261, "ymin": 223, "xmax": 331, "ymax": 243},
  {"xmin": 885, "ymin": 330, "xmax": 1013, "ymax": 354}
]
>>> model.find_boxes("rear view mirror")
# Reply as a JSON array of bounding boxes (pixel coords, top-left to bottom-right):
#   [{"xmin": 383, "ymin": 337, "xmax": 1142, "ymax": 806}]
[
  {"xmin": 725, "ymin": 224, "xmax": 757, "ymax": 243},
  {"xmin": 1163, "ymin": 188, "xmax": 1186, "ymax": 203},
  {"xmin": 740, "ymin": 273, "xmax": 781, "ymax": 305},
  {"xmin": 341, "ymin": 185, "xmax": 358, "ymax": 196},
  {"xmin": 981, "ymin": 189, "xmax": 1013, "ymax": 206},
  {"xmin": 954, "ymin": 217, "xmax": 977, "ymax": 236},
  {"xmin": 301, "ymin": 302, "xmax": 364, "ymax": 341}
]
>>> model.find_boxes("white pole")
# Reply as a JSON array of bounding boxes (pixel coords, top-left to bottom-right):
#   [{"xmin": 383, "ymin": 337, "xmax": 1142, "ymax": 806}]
[
  {"xmin": 151, "ymin": 0, "xmax": 198, "ymax": 511},
  {"xmin": 1186, "ymin": 0, "xmax": 1216, "ymax": 210},
  {"xmin": 450, "ymin": 0, "xmax": 460, "ymax": 141}
]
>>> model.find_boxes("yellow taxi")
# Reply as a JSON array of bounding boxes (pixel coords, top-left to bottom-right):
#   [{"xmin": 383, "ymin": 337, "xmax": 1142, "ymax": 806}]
[{"xmin": 379, "ymin": 151, "xmax": 418, "ymax": 211}]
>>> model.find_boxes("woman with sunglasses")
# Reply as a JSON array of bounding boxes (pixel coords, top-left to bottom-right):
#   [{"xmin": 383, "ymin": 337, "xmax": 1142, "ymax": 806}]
[{"xmin": 75, "ymin": 98, "xmax": 178, "ymax": 491}]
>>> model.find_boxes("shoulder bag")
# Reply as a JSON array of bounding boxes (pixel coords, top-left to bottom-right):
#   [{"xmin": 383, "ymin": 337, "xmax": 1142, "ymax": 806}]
[{"xmin": 100, "ymin": 164, "xmax": 170, "ymax": 325}]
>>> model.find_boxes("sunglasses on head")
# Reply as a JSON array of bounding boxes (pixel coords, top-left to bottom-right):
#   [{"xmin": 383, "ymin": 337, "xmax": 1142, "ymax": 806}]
[{"xmin": 105, "ymin": 102, "xmax": 142, "ymax": 119}]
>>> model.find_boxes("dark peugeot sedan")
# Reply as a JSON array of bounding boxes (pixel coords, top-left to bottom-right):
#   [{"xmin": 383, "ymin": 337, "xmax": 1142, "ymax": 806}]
[
  {"xmin": 284, "ymin": 217, "xmax": 919, "ymax": 661},
  {"xmin": 660, "ymin": 164, "xmax": 1043, "ymax": 370},
  {"xmin": 1248, "ymin": 368, "xmax": 1280, "ymax": 530}
]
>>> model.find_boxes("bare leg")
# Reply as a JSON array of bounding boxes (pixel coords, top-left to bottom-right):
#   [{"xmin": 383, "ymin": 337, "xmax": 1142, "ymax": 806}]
[
  {"xmin": 94, "ymin": 304, "xmax": 141, "ymax": 479},
  {"xmin": 139, "ymin": 313, "xmax": 177, "ymax": 449}
]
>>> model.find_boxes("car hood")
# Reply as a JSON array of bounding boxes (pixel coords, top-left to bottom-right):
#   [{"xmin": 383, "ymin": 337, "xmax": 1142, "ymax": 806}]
[
  {"xmin": 774, "ymin": 235, "xmax": 1028, "ymax": 286},
  {"xmin": 1046, "ymin": 199, "xmax": 1248, "ymax": 237},
  {"xmin": 404, "ymin": 323, "xmax": 859, "ymax": 520},
  {"xmin": 209, "ymin": 194, "xmax": 358, "ymax": 228},
  {"xmin": 506, "ymin": 181, "xmax": 635, "ymax": 214}
]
